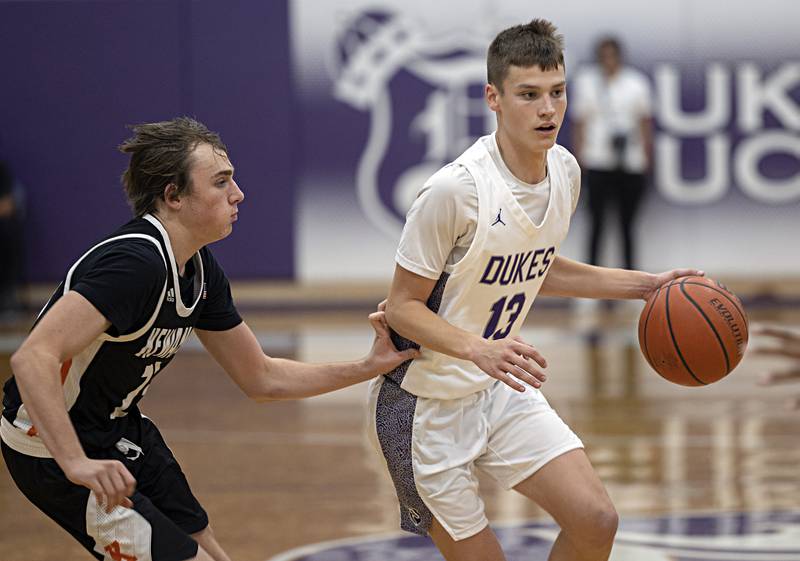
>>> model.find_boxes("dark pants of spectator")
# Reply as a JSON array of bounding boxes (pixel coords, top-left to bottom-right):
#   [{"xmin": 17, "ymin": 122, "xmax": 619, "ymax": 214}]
[
  {"xmin": 586, "ymin": 169, "xmax": 646, "ymax": 271},
  {"xmin": 0, "ymin": 214, "xmax": 23, "ymax": 310}
]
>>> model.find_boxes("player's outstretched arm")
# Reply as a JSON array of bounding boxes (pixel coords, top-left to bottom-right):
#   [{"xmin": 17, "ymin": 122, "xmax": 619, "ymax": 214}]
[
  {"xmin": 385, "ymin": 264, "xmax": 548, "ymax": 393},
  {"xmin": 10, "ymin": 291, "xmax": 136, "ymax": 512},
  {"xmin": 196, "ymin": 317, "xmax": 419, "ymax": 402},
  {"xmin": 540, "ymin": 256, "xmax": 704, "ymax": 301}
]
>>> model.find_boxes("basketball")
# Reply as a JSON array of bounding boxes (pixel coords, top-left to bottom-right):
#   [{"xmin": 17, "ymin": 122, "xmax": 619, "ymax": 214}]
[{"xmin": 638, "ymin": 276, "xmax": 749, "ymax": 386}]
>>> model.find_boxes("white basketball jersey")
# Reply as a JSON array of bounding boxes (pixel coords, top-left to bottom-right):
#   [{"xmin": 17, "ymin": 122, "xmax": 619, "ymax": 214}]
[{"xmin": 400, "ymin": 137, "xmax": 573, "ymax": 399}]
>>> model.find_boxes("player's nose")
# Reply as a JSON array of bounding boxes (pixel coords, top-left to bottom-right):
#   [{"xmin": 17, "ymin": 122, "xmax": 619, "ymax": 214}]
[
  {"xmin": 230, "ymin": 179, "xmax": 245, "ymax": 204},
  {"xmin": 539, "ymin": 97, "xmax": 556, "ymax": 117}
]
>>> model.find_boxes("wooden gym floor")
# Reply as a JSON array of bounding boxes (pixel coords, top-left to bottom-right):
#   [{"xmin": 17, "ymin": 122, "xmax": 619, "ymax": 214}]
[{"xmin": 1, "ymin": 288, "xmax": 799, "ymax": 560}]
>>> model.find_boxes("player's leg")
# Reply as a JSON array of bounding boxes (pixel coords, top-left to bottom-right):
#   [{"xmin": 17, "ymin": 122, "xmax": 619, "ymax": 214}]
[
  {"xmin": 2, "ymin": 440, "xmax": 206, "ymax": 561},
  {"xmin": 429, "ymin": 518, "xmax": 506, "ymax": 561},
  {"xmin": 368, "ymin": 376, "xmax": 501, "ymax": 560},
  {"xmin": 514, "ymin": 449, "xmax": 618, "ymax": 561},
  {"xmin": 190, "ymin": 526, "xmax": 232, "ymax": 561},
  {"xmin": 475, "ymin": 382, "xmax": 615, "ymax": 561},
  {"xmin": 133, "ymin": 418, "xmax": 235, "ymax": 560}
]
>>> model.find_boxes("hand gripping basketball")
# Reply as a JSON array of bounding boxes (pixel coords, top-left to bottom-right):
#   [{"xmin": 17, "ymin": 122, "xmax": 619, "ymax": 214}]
[{"xmin": 638, "ymin": 276, "xmax": 749, "ymax": 386}]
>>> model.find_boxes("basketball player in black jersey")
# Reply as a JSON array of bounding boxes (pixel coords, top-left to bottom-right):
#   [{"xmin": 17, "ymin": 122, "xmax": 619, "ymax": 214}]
[{"xmin": 1, "ymin": 117, "xmax": 419, "ymax": 561}]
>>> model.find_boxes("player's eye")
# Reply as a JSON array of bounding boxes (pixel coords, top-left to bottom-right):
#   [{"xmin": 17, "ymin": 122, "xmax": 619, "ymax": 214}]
[
  {"xmin": 552, "ymin": 89, "xmax": 564, "ymax": 97},
  {"xmin": 521, "ymin": 91, "xmax": 537, "ymax": 100}
]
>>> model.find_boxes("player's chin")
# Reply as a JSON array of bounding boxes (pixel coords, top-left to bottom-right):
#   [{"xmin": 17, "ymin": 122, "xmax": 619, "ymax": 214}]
[{"xmin": 531, "ymin": 136, "xmax": 558, "ymax": 151}]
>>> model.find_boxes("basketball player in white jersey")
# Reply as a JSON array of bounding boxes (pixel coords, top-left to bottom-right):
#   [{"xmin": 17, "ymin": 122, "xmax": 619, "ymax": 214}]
[
  {"xmin": 368, "ymin": 20, "xmax": 702, "ymax": 561},
  {"xmin": 2, "ymin": 117, "xmax": 418, "ymax": 561}
]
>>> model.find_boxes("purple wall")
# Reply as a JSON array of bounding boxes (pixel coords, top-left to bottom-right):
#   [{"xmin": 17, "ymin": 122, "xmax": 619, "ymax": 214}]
[{"xmin": 0, "ymin": 1, "xmax": 294, "ymax": 281}]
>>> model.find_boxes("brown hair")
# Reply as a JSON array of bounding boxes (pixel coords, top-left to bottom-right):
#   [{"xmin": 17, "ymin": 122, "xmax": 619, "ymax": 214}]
[
  {"xmin": 487, "ymin": 19, "xmax": 565, "ymax": 92},
  {"xmin": 119, "ymin": 117, "xmax": 228, "ymax": 217}
]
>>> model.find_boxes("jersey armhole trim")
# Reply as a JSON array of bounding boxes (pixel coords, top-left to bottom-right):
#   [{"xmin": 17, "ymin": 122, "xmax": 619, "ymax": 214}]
[
  {"xmin": 447, "ymin": 160, "xmax": 488, "ymax": 278},
  {"xmin": 62, "ymin": 233, "xmax": 169, "ymax": 343}
]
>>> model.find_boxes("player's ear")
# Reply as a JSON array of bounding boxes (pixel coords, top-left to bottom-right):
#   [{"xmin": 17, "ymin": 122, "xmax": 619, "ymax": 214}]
[
  {"xmin": 485, "ymin": 83, "xmax": 501, "ymax": 113},
  {"xmin": 163, "ymin": 183, "xmax": 182, "ymax": 209}
]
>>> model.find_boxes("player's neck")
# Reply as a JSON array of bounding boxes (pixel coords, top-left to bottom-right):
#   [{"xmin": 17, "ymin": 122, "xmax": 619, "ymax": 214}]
[
  {"xmin": 150, "ymin": 212, "xmax": 202, "ymax": 275},
  {"xmin": 495, "ymin": 130, "xmax": 547, "ymax": 185}
]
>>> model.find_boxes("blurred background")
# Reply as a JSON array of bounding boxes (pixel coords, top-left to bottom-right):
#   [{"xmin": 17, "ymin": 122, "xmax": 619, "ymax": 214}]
[{"xmin": 0, "ymin": 1, "xmax": 798, "ymax": 560}]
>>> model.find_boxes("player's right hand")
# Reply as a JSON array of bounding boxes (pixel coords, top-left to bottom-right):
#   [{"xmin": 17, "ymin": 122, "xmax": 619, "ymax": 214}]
[
  {"xmin": 62, "ymin": 457, "xmax": 136, "ymax": 513},
  {"xmin": 470, "ymin": 335, "xmax": 548, "ymax": 392}
]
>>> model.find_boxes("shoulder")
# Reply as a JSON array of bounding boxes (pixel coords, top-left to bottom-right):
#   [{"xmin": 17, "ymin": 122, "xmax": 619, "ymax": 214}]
[
  {"xmin": 551, "ymin": 145, "xmax": 581, "ymax": 212},
  {"xmin": 83, "ymin": 235, "xmax": 165, "ymax": 270},
  {"xmin": 71, "ymin": 235, "xmax": 167, "ymax": 287},
  {"xmin": 416, "ymin": 162, "xmax": 477, "ymax": 205},
  {"xmin": 551, "ymin": 144, "xmax": 580, "ymax": 176}
]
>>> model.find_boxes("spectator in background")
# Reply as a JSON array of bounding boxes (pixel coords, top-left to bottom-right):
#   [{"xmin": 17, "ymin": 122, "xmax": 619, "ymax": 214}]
[
  {"xmin": 0, "ymin": 159, "xmax": 24, "ymax": 315},
  {"xmin": 753, "ymin": 324, "xmax": 800, "ymax": 408},
  {"xmin": 571, "ymin": 36, "xmax": 653, "ymax": 271}
]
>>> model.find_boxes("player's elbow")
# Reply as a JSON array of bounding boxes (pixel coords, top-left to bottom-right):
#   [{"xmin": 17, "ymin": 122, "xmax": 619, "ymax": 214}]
[
  {"xmin": 246, "ymin": 362, "xmax": 291, "ymax": 402},
  {"xmin": 9, "ymin": 348, "xmax": 28, "ymax": 376},
  {"xmin": 384, "ymin": 300, "xmax": 400, "ymax": 328},
  {"xmin": 246, "ymin": 380, "xmax": 285, "ymax": 402},
  {"xmin": 384, "ymin": 297, "xmax": 411, "ymax": 330},
  {"xmin": 10, "ymin": 345, "xmax": 51, "ymax": 382}
]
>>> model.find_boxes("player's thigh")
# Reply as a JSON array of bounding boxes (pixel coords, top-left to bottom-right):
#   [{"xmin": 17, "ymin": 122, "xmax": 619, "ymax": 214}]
[
  {"xmin": 513, "ymin": 448, "xmax": 617, "ymax": 533},
  {"xmin": 134, "ymin": 417, "xmax": 210, "ymax": 536},
  {"xmin": 475, "ymin": 383, "xmax": 583, "ymax": 490},
  {"xmin": 370, "ymin": 376, "xmax": 492, "ymax": 541},
  {"xmin": 429, "ymin": 517, "xmax": 506, "ymax": 561},
  {"xmin": 3, "ymin": 442, "xmax": 200, "ymax": 561}
]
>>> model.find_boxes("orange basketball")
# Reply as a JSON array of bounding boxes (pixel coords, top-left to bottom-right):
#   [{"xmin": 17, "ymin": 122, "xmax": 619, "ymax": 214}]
[{"xmin": 638, "ymin": 276, "xmax": 749, "ymax": 386}]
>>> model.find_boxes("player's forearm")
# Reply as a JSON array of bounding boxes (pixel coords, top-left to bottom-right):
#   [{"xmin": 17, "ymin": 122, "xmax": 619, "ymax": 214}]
[
  {"xmin": 251, "ymin": 356, "xmax": 377, "ymax": 401},
  {"xmin": 540, "ymin": 256, "xmax": 657, "ymax": 300},
  {"xmin": 9, "ymin": 347, "xmax": 88, "ymax": 467},
  {"xmin": 385, "ymin": 298, "xmax": 483, "ymax": 362}
]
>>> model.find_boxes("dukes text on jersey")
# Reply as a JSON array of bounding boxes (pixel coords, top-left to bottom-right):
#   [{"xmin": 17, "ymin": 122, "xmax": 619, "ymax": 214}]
[{"xmin": 479, "ymin": 246, "xmax": 556, "ymax": 286}]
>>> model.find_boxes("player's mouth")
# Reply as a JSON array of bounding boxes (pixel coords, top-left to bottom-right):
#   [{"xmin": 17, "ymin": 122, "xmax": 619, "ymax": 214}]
[{"xmin": 535, "ymin": 123, "xmax": 558, "ymax": 135}]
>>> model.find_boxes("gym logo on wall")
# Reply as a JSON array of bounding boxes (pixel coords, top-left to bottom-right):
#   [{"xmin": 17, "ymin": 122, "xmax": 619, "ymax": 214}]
[
  {"xmin": 330, "ymin": 10, "xmax": 494, "ymax": 239},
  {"xmin": 329, "ymin": 9, "xmax": 800, "ymax": 230},
  {"xmin": 267, "ymin": 510, "xmax": 800, "ymax": 560}
]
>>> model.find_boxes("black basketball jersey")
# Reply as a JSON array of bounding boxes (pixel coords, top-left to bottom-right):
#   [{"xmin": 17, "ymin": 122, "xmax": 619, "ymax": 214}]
[{"xmin": 1, "ymin": 214, "xmax": 242, "ymax": 457}]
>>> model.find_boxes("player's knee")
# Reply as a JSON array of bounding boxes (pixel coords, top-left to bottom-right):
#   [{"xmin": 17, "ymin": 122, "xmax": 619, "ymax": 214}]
[
  {"xmin": 187, "ymin": 547, "xmax": 216, "ymax": 561},
  {"xmin": 192, "ymin": 523, "xmax": 216, "ymax": 540},
  {"xmin": 578, "ymin": 502, "xmax": 618, "ymax": 548}
]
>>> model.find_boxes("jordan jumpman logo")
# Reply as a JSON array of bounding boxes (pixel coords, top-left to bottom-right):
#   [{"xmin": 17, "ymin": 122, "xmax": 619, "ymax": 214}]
[{"xmin": 492, "ymin": 208, "xmax": 506, "ymax": 226}]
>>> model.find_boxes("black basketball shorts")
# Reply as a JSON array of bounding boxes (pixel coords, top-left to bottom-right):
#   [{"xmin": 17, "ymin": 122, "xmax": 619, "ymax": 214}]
[{"xmin": 2, "ymin": 417, "xmax": 207, "ymax": 561}]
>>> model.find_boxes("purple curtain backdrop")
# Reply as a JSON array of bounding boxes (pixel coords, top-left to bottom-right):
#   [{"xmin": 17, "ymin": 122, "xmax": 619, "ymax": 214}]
[{"xmin": 0, "ymin": 0, "xmax": 294, "ymax": 281}]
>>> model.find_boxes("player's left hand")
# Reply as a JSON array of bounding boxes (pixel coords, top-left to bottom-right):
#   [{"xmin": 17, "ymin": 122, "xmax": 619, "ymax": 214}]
[
  {"xmin": 364, "ymin": 309, "xmax": 420, "ymax": 375},
  {"xmin": 641, "ymin": 269, "xmax": 705, "ymax": 301}
]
